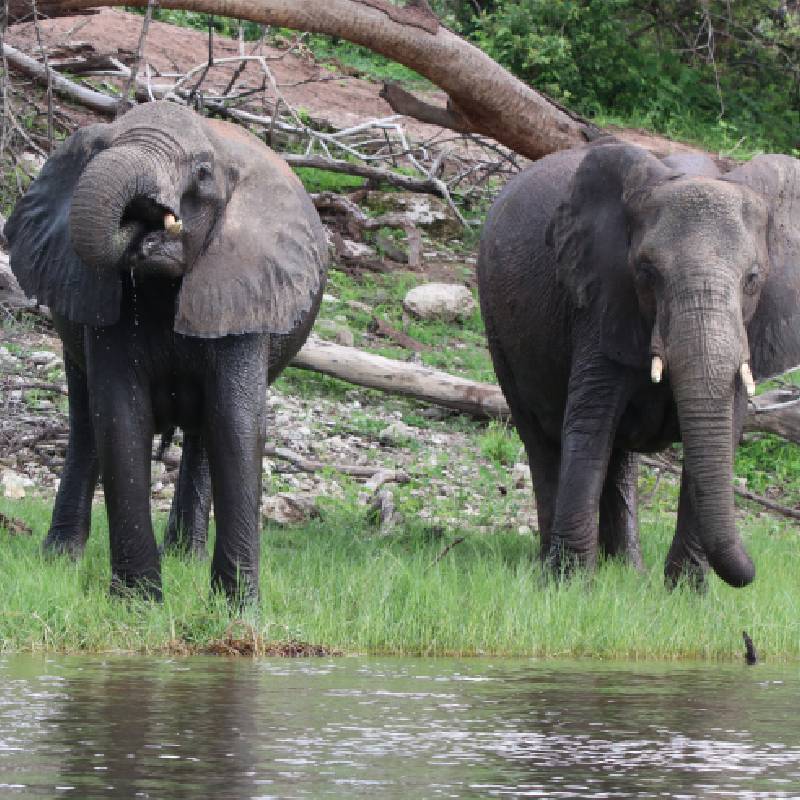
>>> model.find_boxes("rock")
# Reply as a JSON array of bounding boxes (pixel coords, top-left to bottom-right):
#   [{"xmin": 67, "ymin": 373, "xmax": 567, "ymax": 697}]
[
  {"xmin": 28, "ymin": 350, "xmax": 58, "ymax": 366},
  {"xmin": 364, "ymin": 191, "xmax": 461, "ymax": 238},
  {"xmin": 263, "ymin": 493, "xmax": 320, "ymax": 525},
  {"xmin": 20, "ymin": 152, "xmax": 46, "ymax": 175},
  {"xmin": 339, "ymin": 239, "xmax": 377, "ymax": 259},
  {"xmin": 403, "ymin": 283, "xmax": 476, "ymax": 322},
  {"xmin": 2, "ymin": 469, "xmax": 33, "ymax": 499},
  {"xmin": 512, "ymin": 462, "xmax": 531, "ymax": 489},
  {"xmin": 315, "ymin": 319, "xmax": 355, "ymax": 347},
  {"xmin": 379, "ymin": 420, "xmax": 415, "ymax": 444}
]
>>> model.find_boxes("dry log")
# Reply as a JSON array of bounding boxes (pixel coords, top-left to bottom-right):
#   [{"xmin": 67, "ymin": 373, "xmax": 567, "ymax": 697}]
[
  {"xmin": 379, "ymin": 81, "xmax": 472, "ymax": 133},
  {"xmin": 367, "ymin": 316, "xmax": 428, "ymax": 352},
  {"xmin": 292, "ymin": 335, "xmax": 511, "ymax": 420},
  {"xmin": 283, "ymin": 154, "xmax": 445, "ymax": 196},
  {"xmin": 291, "ymin": 338, "xmax": 800, "ymax": 449},
  {"xmin": 264, "ymin": 443, "xmax": 409, "ymax": 483},
  {"xmin": 744, "ymin": 388, "xmax": 800, "ymax": 444},
  {"xmin": 7, "ymin": 0, "xmax": 596, "ymax": 160},
  {"xmin": 2, "ymin": 42, "xmax": 120, "ymax": 116}
]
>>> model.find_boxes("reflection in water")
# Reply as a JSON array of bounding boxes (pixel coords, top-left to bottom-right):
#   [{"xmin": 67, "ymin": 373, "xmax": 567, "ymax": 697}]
[{"xmin": 0, "ymin": 655, "xmax": 798, "ymax": 798}]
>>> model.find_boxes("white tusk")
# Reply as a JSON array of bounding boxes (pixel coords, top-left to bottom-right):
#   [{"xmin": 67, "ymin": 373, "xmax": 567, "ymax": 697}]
[
  {"xmin": 163, "ymin": 213, "xmax": 183, "ymax": 236},
  {"xmin": 651, "ymin": 355, "xmax": 663, "ymax": 384},
  {"xmin": 740, "ymin": 362, "xmax": 756, "ymax": 397}
]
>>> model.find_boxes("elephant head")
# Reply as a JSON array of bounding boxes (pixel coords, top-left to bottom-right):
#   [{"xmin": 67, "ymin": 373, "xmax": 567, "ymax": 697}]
[
  {"xmin": 5, "ymin": 101, "xmax": 327, "ymax": 337},
  {"xmin": 549, "ymin": 142, "xmax": 800, "ymax": 587}
]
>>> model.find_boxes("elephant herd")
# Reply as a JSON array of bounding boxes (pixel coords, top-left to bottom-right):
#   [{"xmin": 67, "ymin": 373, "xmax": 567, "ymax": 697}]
[{"xmin": 5, "ymin": 101, "xmax": 799, "ymax": 603}]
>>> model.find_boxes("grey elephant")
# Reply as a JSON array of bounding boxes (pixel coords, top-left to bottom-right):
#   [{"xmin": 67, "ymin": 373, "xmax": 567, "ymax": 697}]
[
  {"xmin": 478, "ymin": 140, "xmax": 800, "ymax": 588},
  {"xmin": 5, "ymin": 101, "xmax": 328, "ymax": 601}
]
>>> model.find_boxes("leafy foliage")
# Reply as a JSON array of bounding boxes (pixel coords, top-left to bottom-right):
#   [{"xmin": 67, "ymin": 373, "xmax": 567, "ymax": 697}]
[{"xmin": 436, "ymin": 0, "xmax": 798, "ymax": 154}]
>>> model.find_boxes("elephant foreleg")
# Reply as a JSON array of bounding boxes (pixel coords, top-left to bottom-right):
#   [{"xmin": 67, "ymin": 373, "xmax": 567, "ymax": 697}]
[
  {"xmin": 599, "ymin": 449, "xmax": 643, "ymax": 569},
  {"xmin": 87, "ymin": 336, "xmax": 161, "ymax": 599},
  {"xmin": 43, "ymin": 353, "xmax": 99, "ymax": 558},
  {"xmin": 162, "ymin": 431, "xmax": 211, "ymax": 558},
  {"xmin": 548, "ymin": 352, "xmax": 631, "ymax": 574},
  {"xmin": 204, "ymin": 334, "xmax": 269, "ymax": 604}
]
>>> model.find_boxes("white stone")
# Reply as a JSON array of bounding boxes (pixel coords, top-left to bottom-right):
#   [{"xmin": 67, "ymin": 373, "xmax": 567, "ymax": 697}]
[
  {"xmin": 2, "ymin": 469, "xmax": 33, "ymax": 499},
  {"xmin": 28, "ymin": 350, "xmax": 59, "ymax": 366},
  {"xmin": 403, "ymin": 283, "xmax": 476, "ymax": 322},
  {"xmin": 512, "ymin": 462, "xmax": 531, "ymax": 489}
]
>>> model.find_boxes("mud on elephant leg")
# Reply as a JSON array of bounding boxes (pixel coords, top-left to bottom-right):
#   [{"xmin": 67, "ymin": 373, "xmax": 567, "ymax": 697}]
[
  {"xmin": 162, "ymin": 432, "xmax": 211, "ymax": 558},
  {"xmin": 599, "ymin": 449, "xmax": 643, "ymax": 569},
  {"xmin": 43, "ymin": 353, "xmax": 99, "ymax": 558}
]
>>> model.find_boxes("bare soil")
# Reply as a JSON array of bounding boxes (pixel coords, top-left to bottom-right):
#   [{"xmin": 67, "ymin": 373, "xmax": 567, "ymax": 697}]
[{"xmin": 7, "ymin": 8, "xmax": 709, "ymax": 157}]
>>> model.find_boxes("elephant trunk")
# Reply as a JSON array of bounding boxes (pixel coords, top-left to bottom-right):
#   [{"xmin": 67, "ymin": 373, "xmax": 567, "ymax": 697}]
[
  {"xmin": 69, "ymin": 146, "xmax": 163, "ymax": 272},
  {"xmin": 667, "ymin": 304, "xmax": 755, "ymax": 587}
]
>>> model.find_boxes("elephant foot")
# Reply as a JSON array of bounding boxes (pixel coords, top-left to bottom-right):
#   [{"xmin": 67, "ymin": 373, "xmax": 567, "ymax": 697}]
[
  {"xmin": 110, "ymin": 569, "xmax": 163, "ymax": 602},
  {"xmin": 545, "ymin": 538, "xmax": 597, "ymax": 580},
  {"xmin": 42, "ymin": 527, "xmax": 88, "ymax": 560},
  {"xmin": 211, "ymin": 571, "xmax": 259, "ymax": 610}
]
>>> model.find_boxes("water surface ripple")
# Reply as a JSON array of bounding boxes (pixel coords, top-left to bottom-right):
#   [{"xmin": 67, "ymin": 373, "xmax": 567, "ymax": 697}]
[{"xmin": 0, "ymin": 655, "xmax": 797, "ymax": 798}]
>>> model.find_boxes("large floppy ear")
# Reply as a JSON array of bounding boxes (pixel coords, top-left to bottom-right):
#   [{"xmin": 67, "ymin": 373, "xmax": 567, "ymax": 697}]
[
  {"xmin": 4, "ymin": 124, "xmax": 120, "ymax": 325},
  {"xmin": 725, "ymin": 155, "xmax": 800, "ymax": 381},
  {"xmin": 174, "ymin": 120, "xmax": 328, "ymax": 338},
  {"xmin": 547, "ymin": 142, "xmax": 674, "ymax": 368}
]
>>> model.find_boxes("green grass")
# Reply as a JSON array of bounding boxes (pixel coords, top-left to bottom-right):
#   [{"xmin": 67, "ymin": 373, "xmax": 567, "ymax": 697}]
[{"xmin": 1, "ymin": 493, "xmax": 798, "ymax": 660}]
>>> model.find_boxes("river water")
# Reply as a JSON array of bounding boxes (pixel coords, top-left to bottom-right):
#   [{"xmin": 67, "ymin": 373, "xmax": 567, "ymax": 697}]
[{"xmin": 0, "ymin": 654, "xmax": 798, "ymax": 798}]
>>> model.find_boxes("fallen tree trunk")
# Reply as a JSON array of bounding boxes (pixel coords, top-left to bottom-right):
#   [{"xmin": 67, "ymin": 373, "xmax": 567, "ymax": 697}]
[
  {"xmin": 7, "ymin": 0, "xmax": 596, "ymax": 160},
  {"xmin": 744, "ymin": 389, "xmax": 800, "ymax": 444},
  {"xmin": 291, "ymin": 337, "xmax": 800, "ymax": 447},
  {"xmin": 292, "ymin": 335, "xmax": 511, "ymax": 420}
]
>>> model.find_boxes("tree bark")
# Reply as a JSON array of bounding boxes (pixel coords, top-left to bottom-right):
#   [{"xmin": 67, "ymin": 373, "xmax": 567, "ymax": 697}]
[
  {"xmin": 7, "ymin": 0, "xmax": 596, "ymax": 160},
  {"xmin": 292, "ymin": 335, "xmax": 511, "ymax": 420}
]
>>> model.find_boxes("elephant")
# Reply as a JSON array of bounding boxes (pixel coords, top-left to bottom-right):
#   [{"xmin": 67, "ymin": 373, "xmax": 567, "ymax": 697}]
[
  {"xmin": 478, "ymin": 139, "xmax": 800, "ymax": 588},
  {"xmin": 5, "ymin": 101, "xmax": 328, "ymax": 602}
]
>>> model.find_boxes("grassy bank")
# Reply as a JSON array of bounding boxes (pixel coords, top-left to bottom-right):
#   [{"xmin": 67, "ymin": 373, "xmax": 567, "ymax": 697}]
[{"xmin": 1, "ymin": 494, "xmax": 798, "ymax": 660}]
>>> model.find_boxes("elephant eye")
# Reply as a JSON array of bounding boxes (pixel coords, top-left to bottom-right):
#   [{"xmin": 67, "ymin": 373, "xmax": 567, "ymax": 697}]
[
  {"xmin": 195, "ymin": 162, "xmax": 213, "ymax": 182},
  {"xmin": 635, "ymin": 260, "xmax": 658, "ymax": 289},
  {"xmin": 743, "ymin": 268, "xmax": 761, "ymax": 296}
]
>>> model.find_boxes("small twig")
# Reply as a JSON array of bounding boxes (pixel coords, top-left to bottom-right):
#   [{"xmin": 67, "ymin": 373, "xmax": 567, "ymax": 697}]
[
  {"xmin": 431, "ymin": 536, "xmax": 465, "ymax": 566},
  {"xmin": 263, "ymin": 444, "xmax": 409, "ymax": 483},
  {"xmin": 641, "ymin": 455, "xmax": 800, "ymax": 522},
  {"xmin": 121, "ymin": 0, "xmax": 154, "ymax": 110},
  {"xmin": 0, "ymin": 512, "xmax": 32, "ymax": 536},
  {"xmin": 31, "ymin": 0, "xmax": 54, "ymax": 152}
]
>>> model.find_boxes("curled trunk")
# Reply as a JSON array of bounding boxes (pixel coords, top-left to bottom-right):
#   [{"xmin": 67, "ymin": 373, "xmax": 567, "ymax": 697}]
[{"xmin": 70, "ymin": 146, "xmax": 160, "ymax": 272}]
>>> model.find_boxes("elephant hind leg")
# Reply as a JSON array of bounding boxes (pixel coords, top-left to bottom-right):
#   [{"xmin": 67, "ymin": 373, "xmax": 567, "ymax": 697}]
[
  {"xmin": 599, "ymin": 449, "xmax": 643, "ymax": 569},
  {"xmin": 162, "ymin": 431, "xmax": 211, "ymax": 558},
  {"xmin": 44, "ymin": 353, "xmax": 99, "ymax": 558}
]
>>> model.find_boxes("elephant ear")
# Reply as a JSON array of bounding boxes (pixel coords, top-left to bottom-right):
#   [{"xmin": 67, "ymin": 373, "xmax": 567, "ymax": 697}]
[
  {"xmin": 174, "ymin": 121, "xmax": 328, "ymax": 338},
  {"xmin": 4, "ymin": 124, "xmax": 119, "ymax": 325},
  {"xmin": 725, "ymin": 155, "xmax": 800, "ymax": 380},
  {"xmin": 547, "ymin": 142, "xmax": 675, "ymax": 368}
]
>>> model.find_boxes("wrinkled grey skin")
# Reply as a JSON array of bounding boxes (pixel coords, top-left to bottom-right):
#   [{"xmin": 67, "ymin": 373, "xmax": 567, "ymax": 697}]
[
  {"xmin": 478, "ymin": 140, "xmax": 800, "ymax": 588},
  {"xmin": 5, "ymin": 102, "xmax": 328, "ymax": 602}
]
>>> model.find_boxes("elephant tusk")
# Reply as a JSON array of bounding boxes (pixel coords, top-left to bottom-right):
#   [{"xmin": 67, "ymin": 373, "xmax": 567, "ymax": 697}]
[
  {"xmin": 163, "ymin": 213, "xmax": 183, "ymax": 237},
  {"xmin": 650, "ymin": 355, "xmax": 663, "ymax": 384},
  {"xmin": 740, "ymin": 362, "xmax": 756, "ymax": 397}
]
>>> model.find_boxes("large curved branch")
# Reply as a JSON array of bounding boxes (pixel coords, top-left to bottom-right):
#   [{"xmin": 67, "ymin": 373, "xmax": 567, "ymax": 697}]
[{"xmin": 7, "ymin": 0, "xmax": 595, "ymax": 159}]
